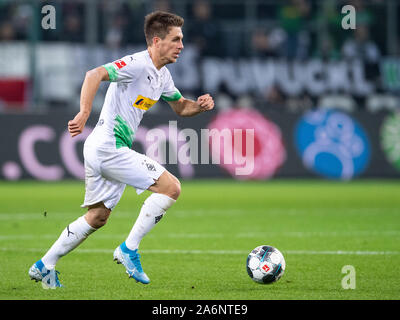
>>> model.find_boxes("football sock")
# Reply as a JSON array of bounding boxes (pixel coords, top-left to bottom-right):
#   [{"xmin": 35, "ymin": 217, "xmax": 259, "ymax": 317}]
[
  {"xmin": 125, "ymin": 193, "xmax": 176, "ymax": 251},
  {"xmin": 41, "ymin": 216, "xmax": 96, "ymax": 270}
]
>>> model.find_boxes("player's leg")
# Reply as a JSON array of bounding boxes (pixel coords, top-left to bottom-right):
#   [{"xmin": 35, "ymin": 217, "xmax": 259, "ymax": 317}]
[
  {"xmin": 147, "ymin": 169, "xmax": 181, "ymax": 200},
  {"xmin": 85, "ymin": 202, "xmax": 112, "ymax": 229},
  {"xmin": 123, "ymin": 170, "xmax": 180, "ymax": 251},
  {"xmin": 29, "ymin": 140, "xmax": 126, "ymax": 288},
  {"xmin": 41, "ymin": 202, "xmax": 110, "ymax": 268},
  {"xmin": 29, "ymin": 202, "xmax": 110, "ymax": 288},
  {"xmin": 110, "ymin": 149, "xmax": 180, "ymax": 283},
  {"xmin": 114, "ymin": 170, "xmax": 179, "ymax": 284}
]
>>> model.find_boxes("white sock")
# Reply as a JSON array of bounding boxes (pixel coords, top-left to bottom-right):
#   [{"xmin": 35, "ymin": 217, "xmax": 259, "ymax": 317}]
[
  {"xmin": 125, "ymin": 193, "xmax": 176, "ymax": 251},
  {"xmin": 41, "ymin": 216, "xmax": 96, "ymax": 269}
]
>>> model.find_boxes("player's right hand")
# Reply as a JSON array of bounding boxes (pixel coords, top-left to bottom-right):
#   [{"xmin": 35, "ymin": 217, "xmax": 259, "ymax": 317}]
[{"xmin": 68, "ymin": 111, "xmax": 88, "ymax": 137}]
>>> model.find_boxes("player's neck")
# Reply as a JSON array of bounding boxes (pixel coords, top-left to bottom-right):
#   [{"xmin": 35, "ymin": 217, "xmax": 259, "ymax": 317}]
[{"xmin": 147, "ymin": 47, "xmax": 165, "ymax": 70}]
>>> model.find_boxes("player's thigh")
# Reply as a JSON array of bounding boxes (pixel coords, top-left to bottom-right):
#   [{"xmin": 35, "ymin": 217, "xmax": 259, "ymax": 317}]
[
  {"xmin": 148, "ymin": 170, "xmax": 181, "ymax": 200},
  {"xmin": 82, "ymin": 146, "xmax": 126, "ymax": 211},
  {"xmin": 100, "ymin": 147, "xmax": 166, "ymax": 194}
]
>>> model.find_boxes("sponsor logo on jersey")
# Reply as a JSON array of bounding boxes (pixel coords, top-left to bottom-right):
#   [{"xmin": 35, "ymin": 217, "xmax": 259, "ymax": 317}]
[{"xmin": 133, "ymin": 95, "xmax": 158, "ymax": 111}]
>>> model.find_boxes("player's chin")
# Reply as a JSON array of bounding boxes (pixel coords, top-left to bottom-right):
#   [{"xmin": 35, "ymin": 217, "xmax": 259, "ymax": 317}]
[{"xmin": 165, "ymin": 57, "xmax": 177, "ymax": 65}]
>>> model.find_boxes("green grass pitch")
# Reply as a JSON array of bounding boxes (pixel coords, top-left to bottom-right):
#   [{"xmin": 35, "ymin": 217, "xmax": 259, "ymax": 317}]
[{"xmin": 0, "ymin": 179, "xmax": 399, "ymax": 300}]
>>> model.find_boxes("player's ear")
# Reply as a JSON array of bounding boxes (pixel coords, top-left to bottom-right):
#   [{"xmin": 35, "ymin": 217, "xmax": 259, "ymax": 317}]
[{"xmin": 152, "ymin": 36, "xmax": 162, "ymax": 47}]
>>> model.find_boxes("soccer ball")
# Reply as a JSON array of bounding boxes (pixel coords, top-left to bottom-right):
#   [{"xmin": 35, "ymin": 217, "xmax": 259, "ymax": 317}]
[{"xmin": 246, "ymin": 245, "xmax": 286, "ymax": 284}]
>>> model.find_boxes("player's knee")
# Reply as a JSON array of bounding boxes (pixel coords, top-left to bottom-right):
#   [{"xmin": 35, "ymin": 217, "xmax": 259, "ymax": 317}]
[
  {"xmin": 86, "ymin": 203, "xmax": 111, "ymax": 229},
  {"xmin": 95, "ymin": 214, "xmax": 110, "ymax": 228},
  {"xmin": 167, "ymin": 178, "xmax": 181, "ymax": 200}
]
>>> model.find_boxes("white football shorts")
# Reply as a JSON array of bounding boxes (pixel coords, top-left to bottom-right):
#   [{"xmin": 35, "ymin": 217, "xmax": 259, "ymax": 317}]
[{"xmin": 81, "ymin": 141, "xmax": 165, "ymax": 210}]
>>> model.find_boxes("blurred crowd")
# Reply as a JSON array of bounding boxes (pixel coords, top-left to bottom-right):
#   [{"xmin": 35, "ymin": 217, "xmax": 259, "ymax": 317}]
[
  {"xmin": 0, "ymin": 0, "xmax": 389, "ymax": 58},
  {"xmin": 0, "ymin": 0, "xmax": 397, "ymax": 114}
]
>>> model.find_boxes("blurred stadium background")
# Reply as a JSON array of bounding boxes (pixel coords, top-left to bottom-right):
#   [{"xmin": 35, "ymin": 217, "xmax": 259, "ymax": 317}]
[
  {"xmin": 2, "ymin": 1, "xmax": 400, "ymax": 301},
  {"xmin": 0, "ymin": 0, "xmax": 399, "ymax": 182}
]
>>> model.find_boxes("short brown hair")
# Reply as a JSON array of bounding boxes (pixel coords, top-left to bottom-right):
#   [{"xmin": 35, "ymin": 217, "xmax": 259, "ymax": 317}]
[{"xmin": 144, "ymin": 11, "xmax": 184, "ymax": 46}]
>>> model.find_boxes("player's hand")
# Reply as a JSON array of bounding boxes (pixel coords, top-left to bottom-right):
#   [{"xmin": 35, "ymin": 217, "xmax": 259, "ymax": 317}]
[
  {"xmin": 197, "ymin": 94, "xmax": 214, "ymax": 111},
  {"xmin": 68, "ymin": 111, "xmax": 88, "ymax": 137}
]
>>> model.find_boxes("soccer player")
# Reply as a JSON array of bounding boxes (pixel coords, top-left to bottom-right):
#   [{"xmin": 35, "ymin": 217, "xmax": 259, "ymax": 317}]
[{"xmin": 28, "ymin": 11, "xmax": 214, "ymax": 289}]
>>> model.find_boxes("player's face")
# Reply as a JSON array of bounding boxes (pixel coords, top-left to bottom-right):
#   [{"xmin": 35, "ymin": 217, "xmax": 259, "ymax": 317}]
[{"xmin": 158, "ymin": 26, "xmax": 184, "ymax": 64}]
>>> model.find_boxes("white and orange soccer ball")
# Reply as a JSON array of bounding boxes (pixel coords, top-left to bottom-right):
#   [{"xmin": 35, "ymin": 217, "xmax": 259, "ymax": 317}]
[{"xmin": 246, "ymin": 245, "xmax": 286, "ymax": 284}]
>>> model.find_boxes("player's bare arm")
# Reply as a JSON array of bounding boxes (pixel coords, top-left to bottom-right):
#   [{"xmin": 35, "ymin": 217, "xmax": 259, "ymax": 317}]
[
  {"xmin": 168, "ymin": 93, "xmax": 214, "ymax": 117},
  {"xmin": 68, "ymin": 66, "xmax": 109, "ymax": 137}
]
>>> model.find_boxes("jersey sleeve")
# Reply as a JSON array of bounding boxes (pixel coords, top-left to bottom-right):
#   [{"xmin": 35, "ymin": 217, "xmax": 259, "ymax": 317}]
[
  {"xmin": 102, "ymin": 55, "xmax": 141, "ymax": 83},
  {"xmin": 160, "ymin": 70, "xmax": 182, "ymax": 102}
]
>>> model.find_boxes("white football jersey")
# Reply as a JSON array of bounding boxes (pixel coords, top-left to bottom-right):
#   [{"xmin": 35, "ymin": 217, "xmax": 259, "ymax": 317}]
[{"xmin": 89, "ymin": 49, "xmax": 182, "ymax": 149}]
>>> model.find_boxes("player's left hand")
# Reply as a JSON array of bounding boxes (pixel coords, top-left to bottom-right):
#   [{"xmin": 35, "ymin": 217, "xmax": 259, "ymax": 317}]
[{"xmin": 197, "ymin": 94, "xmax": 214, "ymax": 111}]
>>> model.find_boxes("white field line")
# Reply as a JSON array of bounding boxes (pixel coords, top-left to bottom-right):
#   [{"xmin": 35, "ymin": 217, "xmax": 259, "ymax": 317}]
[
  {"xmin": 0, "ymin": 207, "xmax": 397, "ymax": 220},
  {"xmin": 0, "ymin": 247, "xmax": 399, "ymax": 255},
  {"xmin": 0, "ymin": 230, "xmax": 399, "ymax": 241}
]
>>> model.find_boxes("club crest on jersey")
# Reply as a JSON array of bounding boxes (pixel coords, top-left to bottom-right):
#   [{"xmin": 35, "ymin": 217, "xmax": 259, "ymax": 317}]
[
  {"xmin": 133, "ymin": 95, "xmax": 157, "ymax": 111},
  {"xmin": 113, "ymin": 59, "xmax": 127, "ymax": 69}
]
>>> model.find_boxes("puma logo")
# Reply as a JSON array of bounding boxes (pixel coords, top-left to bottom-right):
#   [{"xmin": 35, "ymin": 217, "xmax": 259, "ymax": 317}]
[
  {"xmin": 67, "ymin": 225, "xmax": 74, "ymax": 237},
  {"xmin": 155, "ymin": 215, "xmax": 163, "ymax": 224}
]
